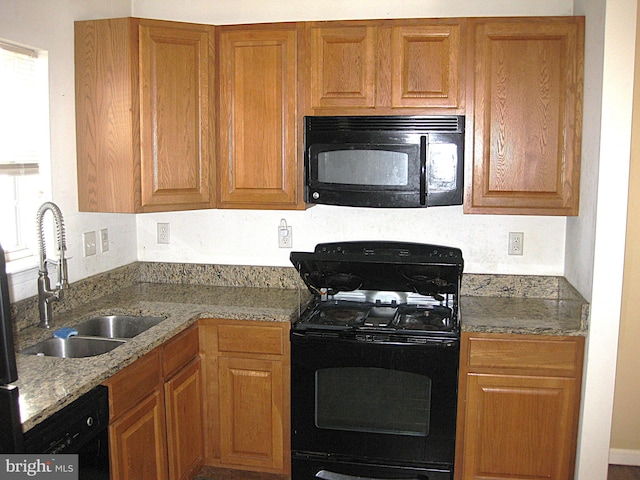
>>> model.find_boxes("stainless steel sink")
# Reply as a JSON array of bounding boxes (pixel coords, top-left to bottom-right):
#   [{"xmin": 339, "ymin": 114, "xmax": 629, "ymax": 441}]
[
  {"xmin": 22, "ymin": 337, "xmax": 126, "ymax": 358},
  {"xmin": 74, "ymin": 315, "xmax": 165, "ymax": 339}
]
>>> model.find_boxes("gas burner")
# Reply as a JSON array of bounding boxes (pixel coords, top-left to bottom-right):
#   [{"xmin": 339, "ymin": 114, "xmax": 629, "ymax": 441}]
[
  {"xmin": 395, "ymin": 305, "xmax": 453, "ymax": 331},
  {"xmin": 312, "ymin": 302, "xmax": 369, "ymax": 327},
  {"xmin": 291, "ymin": 242, "xmax": 463, "ymax": 338}
]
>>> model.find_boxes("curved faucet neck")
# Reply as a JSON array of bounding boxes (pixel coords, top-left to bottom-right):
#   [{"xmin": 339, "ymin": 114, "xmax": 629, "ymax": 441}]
[{"xmin": 36, "ymin": 202, "xmax": 68, "ymax": 328}]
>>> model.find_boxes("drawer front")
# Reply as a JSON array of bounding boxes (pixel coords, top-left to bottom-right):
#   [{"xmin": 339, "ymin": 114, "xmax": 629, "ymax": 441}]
[
  {"xmin": 464, "ymin": 333, "xmax": 584, "ymax": 376},
  {"xmin": 217, "ymin": 323, "xmax": 285, "ymax": 356},
  {"xmin": 163, "ymin": 325, "xmax": 199, "ymax": 378},
  {"xmin": 106, "ymin": 349, "xmax": 162, "ymax": 420}
]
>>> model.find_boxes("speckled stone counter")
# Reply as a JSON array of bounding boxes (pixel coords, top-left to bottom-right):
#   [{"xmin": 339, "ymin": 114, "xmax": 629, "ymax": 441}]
[
  {"xmin": 13, "ymin": 283, "xmax": 301, "ymax": 431},
  {"xmin": 459, "ymin": 273, "xmax": 589, "ymax": 336},
  {"xmin": 10, "ymin": 263, "xmax": 589, "ymax": 434}
]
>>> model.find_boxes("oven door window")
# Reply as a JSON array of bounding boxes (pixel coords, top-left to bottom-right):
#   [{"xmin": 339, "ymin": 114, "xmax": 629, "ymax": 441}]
[
  {"xmin": 317, "ymin": 149, "xmax": 409, "ymax": 186},
  {"xmin": 315, "ymin": 367, "xmax": 431, "ymax": 437}
]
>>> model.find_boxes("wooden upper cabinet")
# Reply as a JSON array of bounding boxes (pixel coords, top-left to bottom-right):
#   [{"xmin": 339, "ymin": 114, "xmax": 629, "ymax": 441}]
[
  {"xmin": 307, "ymin": 19, "xmax": 465, "ymax": 114},
  {"xmin": 75, "ymin": 18, "xmax": 214, "ymax": 213},
  {"xmin": 464, "ymin": 17, "xmax": 584, "ymax": 215},
  {"xmin": 217, "ymin": 24, "xmax": 303, "ymax": 209}
]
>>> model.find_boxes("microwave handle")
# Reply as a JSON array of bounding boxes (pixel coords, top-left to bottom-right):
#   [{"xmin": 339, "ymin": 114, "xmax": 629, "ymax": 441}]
[{"xmin": 420, "ymin": 135, "xmax": 427, "ymax": 206}]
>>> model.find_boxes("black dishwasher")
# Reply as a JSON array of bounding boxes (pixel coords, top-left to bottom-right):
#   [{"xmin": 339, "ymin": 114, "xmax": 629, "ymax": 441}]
[{"xmin": 23, "ymin": 385, "xmax": 110, "ymax": 479}]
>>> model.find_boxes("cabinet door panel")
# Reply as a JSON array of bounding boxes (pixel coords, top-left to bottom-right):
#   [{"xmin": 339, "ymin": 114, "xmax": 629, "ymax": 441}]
[
  {"xmin": 165, "ymin": 358, "xmax": 203, "ymax": 480},
  {"xmin": 310, "ymin": 25, "xmax": 376, "ymax": 108},
  {"xmin": 110, "ymin": 390, "xmax": 168, "ymax": 480},
  {"xmin": 466, "ymin": 18, "xmax": 583, "ymax": 215},
  {"xmin": 391, "ymin": 25, "xmax": 461, "ymax": 108},
  {"xmin": 218, "ymin": 356, "xmax": 284, "ymax": 470},
  {"xmin": 139, "ymin": 22, "xmax": 213, "ymax": 209},
  {"xmin": 463, "ymin": 373, "xmax": 578, "ymax": 480},
  {"xmin": 218, "ymin": 27, "xmax": 299, "ymax": 208}
]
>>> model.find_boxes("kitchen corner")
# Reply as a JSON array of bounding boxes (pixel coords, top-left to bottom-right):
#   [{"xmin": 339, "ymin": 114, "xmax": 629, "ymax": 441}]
[{"xmin": 10, "ymin": 261, "xmax": 589, "ymax": 434}]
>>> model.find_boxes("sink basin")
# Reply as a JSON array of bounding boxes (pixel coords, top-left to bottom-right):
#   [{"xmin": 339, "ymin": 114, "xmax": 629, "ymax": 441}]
[
  {"xmin": 22, "ymin": 337, "xmax": 126, "ymax": 358},
  {"xmin": 74, "ymin": 315, "xmax": 165, "ymax": 339}
]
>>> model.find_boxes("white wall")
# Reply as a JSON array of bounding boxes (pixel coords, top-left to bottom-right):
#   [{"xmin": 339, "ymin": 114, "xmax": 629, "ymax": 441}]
[
  {"xmin": 570, "ymin": 0, "xmax": 637, "ymax": 478},
  {"xmin": 137, "ymin": 208, "xmax": 567, "ymax": 274},
  {"xmin": 0, "ymin": 0, "xmax": 139, "ymax": 301},
  {"xmin": 132, "ymin": 0, "xmax": 573, "ymax": 24}
]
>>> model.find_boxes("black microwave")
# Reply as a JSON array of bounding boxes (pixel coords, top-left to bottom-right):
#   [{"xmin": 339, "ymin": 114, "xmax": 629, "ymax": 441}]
[{"xmin": 304, "ymin": 115, "xmax": 464, "ymax": 208}]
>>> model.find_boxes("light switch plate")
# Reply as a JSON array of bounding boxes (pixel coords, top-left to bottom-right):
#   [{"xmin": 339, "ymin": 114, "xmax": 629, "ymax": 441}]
[{"xmin": 83, "ymin": 231, "xmax": 97, "ymax": 256}]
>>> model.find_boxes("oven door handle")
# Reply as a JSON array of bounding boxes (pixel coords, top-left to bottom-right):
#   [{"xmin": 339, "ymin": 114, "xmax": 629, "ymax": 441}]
[{"xmin": 316, "ymin": 469, "xmax": 429, "ymax": 480}]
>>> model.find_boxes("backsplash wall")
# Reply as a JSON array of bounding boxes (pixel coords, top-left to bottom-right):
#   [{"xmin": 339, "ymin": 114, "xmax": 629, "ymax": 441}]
[{"xmin": 11, "ymin": 261, "xmax": 583, "ymax": 332}]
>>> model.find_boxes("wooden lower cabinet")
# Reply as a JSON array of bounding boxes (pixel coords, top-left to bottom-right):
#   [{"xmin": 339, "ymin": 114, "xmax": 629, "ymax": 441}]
[
  {"xmin": 165, "ymin": 358, "xmax": 204, "ymax": 479},
  {"xmin": 110, "ymin": 390, "xmax": 169, "ymax": 480},
  {"xmin": 105, "ymin": 325, "xmax": 203, "ymax": 480},
  {"xmin": 199, "ymin": 318, "xmax": 290, "ymax": 474},
  {"xmin": 455, "ymin": 332, "xmax": 585, "ymax": 480}
]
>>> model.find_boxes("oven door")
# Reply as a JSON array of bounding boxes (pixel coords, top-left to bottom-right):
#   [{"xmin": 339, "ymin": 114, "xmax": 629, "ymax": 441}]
[{"xmin": 291, "ymin": 332, "xmax": 459, "ymax": 471}]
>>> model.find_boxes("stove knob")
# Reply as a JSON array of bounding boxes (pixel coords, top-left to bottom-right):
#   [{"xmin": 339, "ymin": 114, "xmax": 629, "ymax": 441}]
[{"xmin": 312, "ymin": 192, "xmax": 320, "ymax": 200}]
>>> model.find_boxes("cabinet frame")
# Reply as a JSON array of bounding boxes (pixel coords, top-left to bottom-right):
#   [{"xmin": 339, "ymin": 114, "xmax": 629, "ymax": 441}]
[
  {"xmin": 455, "ymin": 332, "xmax": 585, "ymax": 480},
  {"xmin": 199, "ymin": 318, "xmax": 291, "ymax": 474},
  {"xmin": 216, "ymin": 23, "xmax": 304, "ymax": 209},
  {"xmin": 463, "ymin": 16, "xmax": 584, "ymax": 215},
  {"xmin": 306, "ymin": 18, "xmax": 466, "ymax": 115},
  {"xmin": 104, "ymin": 325, "xmax": 203, "ymax": 480},
  {"xmin": 75, "ymin": 17, "xmax": 215, "ymax": 213}
]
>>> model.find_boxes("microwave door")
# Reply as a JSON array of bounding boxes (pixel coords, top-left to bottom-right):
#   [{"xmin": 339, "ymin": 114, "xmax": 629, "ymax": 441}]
[{"xmin": 426, "ymin": 134, "xmax": 464, "ymax": 206}]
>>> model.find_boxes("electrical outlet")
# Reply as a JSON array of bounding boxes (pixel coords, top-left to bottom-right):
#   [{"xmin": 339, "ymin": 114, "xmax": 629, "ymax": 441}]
[
  {"xmin": 100, "ymin": 228, "xmax": 109, "ymax": 253},
  {"xmin": 157, "ymin": 222, "xmax": 170, "ymax": 244},
  {"xmin": 508, "ymin": 232, "xmax": 524, "ymax": 255},
  {"xmin": 83, "ymin": 231, "xmax": 97, "ymax": 256},
  {"xmin": 278, "ymin": 220, "xmax": 292, "ymax": 248}
]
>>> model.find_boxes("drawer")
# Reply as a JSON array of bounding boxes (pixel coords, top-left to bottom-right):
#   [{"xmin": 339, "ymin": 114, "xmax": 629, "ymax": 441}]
[
  {"xmin": 464, "ymin": 333, "xmax": 584, "ymax": 376},
  {"xmin": 217, "ymin": 323, "xmax": 285, "ymax": 356},
  {"xmin": 163, "ymin": 325, "xmax": 199, "ymax": 378},
  {"xmin": 105, "ymin": 348, "xmax": 162, "ymax": 420}
]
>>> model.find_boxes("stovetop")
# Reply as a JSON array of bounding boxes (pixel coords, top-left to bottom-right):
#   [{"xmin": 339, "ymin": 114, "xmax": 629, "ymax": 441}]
[{"xmin": 290, "ymin": 242, "xmax": 463, "ymax": 340}]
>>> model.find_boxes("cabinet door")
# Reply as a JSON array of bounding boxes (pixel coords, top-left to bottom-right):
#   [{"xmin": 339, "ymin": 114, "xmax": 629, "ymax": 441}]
[
  {"xmin": 465, "ymin": 18, "xmax": 584, "ymax": 215},
  {"xmin": 139, "ymin": 21, "xmax": 214, "ymax": 210},
  {"xmin": 462, "ymin": 373, "xmax": 579, "ymax": 480},
  {"xmin": 165, "ymin": 358, "xmax": 204, "ymax": 480},
  {"xmin": 218, "ymin": 356, "xmax": 284, "ymax": 471},
  {"xmin": 110, "ymin": 390, "xmax": 169, "ymax": 480},
  {"xmin": 310, "ymin": 25, "xmax": 376, "ymax": 108},
  {"xmin": 217, "ymin": 25, "xmax": 301, "ymax": 208},
  {"xmin": 391, "ymin": 24, "xmax": 462, "ymax": 108}
]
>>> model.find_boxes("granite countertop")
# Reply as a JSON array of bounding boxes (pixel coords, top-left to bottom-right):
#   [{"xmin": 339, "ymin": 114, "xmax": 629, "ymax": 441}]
[
  {"xmin": 460, "ymin": 296, "xmax": 588, "ymax": 336},
  {"xmin": 12, "ymin": 277, "xmax": 588, "ymax": 432},
  {"xmin": 13, "ymin": 283, "xmax": 302, "ymax": 431}
]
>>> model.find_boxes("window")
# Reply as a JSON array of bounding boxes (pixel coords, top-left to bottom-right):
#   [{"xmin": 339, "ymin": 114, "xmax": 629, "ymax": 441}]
[{"xmin": 0, "ymin": 39, "xmax": 50, "ymax": 268}]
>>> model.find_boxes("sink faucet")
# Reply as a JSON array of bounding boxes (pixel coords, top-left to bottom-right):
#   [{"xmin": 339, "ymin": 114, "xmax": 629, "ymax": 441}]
[{"xmin": 36, "ymin": 202, "xmax": 69, "ymax": 328}]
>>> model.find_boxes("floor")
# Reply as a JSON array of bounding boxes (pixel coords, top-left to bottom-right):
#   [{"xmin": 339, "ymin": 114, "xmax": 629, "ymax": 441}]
[
  {"xmin": 195, "ymin": 464, "xmax": 640, "ymax": 480},
  {"xmin": 609, "ymin": 465, "xmax": 640, "ymax": 480},
  {"xmin": 194, "ymin": 466, "xmax": 288, "ymax": 480}
]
